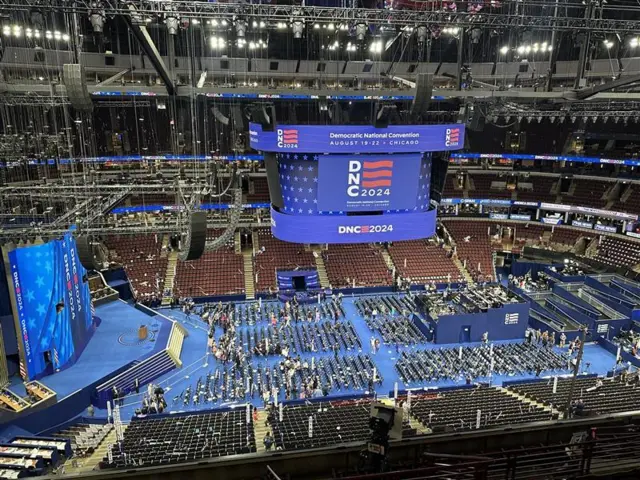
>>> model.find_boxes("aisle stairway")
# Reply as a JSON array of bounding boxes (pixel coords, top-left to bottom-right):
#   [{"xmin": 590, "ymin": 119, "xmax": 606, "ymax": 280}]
[
  {"xmin": 254, "ymin": 409, "xmax": 270, "ymax": 453},
  {"xmin": 243, "ymin": 249, "xmax": 255, "ymax": 299},
  {"xmin": 379, "ymin": 245, "xmax": 396, "ymax": 274},
  {"xmin": 453, "ymin": 256, "xmax": 474, "ymax": 285},
  {"xmin": 314, "ymin": 251, "xmax": 330, "ymax": 289},
  {"xmin": 61, "ymin": 426, "xmax": 120, "ymax": 475},
  {"xmin": 161, "ymin": 251, "xmax": 178, "ymax": 305}
]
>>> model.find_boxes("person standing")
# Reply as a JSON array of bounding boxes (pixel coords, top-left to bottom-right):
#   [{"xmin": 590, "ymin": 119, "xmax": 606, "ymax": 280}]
[{"xmin": 134, "ymin": 378, "xmax": 140, "ymax": 394}]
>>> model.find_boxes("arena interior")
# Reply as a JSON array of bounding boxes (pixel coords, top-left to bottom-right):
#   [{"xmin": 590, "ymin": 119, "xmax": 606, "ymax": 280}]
[{"xmin": 4, "ymin": 1, "xmax": 640, "ymax": 479}]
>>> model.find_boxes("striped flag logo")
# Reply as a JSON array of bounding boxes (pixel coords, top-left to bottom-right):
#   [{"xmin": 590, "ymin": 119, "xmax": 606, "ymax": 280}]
[
  {"xmin": 277, "ymin": 129, "xmax": 299, "ymax": 146},
  {"xmin": 445, "ymin": 127, "xmax": 461, "ymax": 147},
  {"xmin": 91, "ymin": 301, "xmax": 96, "ymax": 316},
  {"xmin": 361, "ymin": 160, "xmax": 393, "ymax": 188},
  {"xmin": 53, "ymin": 348, "xmax": 59, "ymax": 366},
  {"xmin": 19, "ymin": 359, "xmax": 26, "ymax": 379}
]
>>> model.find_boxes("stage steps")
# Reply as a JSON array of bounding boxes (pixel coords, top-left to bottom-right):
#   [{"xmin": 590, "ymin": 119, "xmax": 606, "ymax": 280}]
[
  {"xmin": 166, "ymin": 321, "xmax": 188, "ymax": 367},
  {"xmin": 161, "ymin": 251, "xmax": 178, "ymax": 306},
  {"xmin": 314, "ymin": 251, "xmax": 330, "ymax": 289},
  {"xmin": 243, "ymin": 249, "xmax": 255, "ymax": 299}
]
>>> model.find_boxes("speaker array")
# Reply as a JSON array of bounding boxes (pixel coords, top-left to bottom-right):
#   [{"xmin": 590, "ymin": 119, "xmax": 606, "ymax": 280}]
[
  {"xmin": 178, "ymin": 211, "xmax": 208, "ymax": 261},
  {"xmin": 63, "ymin": 64, "xmax": 93, "ymax": 112},
  {"xmin": 411, "ymin": 73, "xmax": 433, "ymax": 116}
]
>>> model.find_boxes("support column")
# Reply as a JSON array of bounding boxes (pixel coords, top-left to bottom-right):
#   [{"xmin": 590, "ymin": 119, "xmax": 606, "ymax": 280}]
[{"xmin": 456, "ymin": 28, "xmax": 465, "ymax": 91}]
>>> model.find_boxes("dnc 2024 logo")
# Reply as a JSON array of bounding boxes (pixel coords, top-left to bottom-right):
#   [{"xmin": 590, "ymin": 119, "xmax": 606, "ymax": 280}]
[
  {"xmin": 347, "ymin": 159, "xmax": 393, "ymax": 198},
  {"xmin": 445, "ymin": 127, "xmax": 460, "ymax": 147},
  {"xmin": 277, "ymin": 129, "xmax": 299, "ymax": 149}
]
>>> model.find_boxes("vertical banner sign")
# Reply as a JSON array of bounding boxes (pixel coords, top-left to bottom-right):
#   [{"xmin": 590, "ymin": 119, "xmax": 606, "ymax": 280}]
[
  {"xmin": 308, "ymin": 416, "xmax": 313, "ymax": 438},
  {"xmin": 459, "ymin": 346, "xmax": 463, "ymax": 360},
  {"xmin": 246, "ymin": 404, "xmax": 250, "ymax": 424},
  {"xmin": 394, "ymin": 382, "xmax": 398, "ymax": 402},
  {"xmin": 273, "ymin": 387, "xmax": 278, "ymax": 407},
  {"xmin": 476, "ymin": 409, "xmax": 482, "ymax": 429},
  {"xmin": 8, "ymin": 232, "xmax": 94, "ymax": 380},
  {"xmin": 279, "ymin": 402, "xmax": 283, "ymax": 422},
  {"xmin": 407, "ymin": 390, "xmax": 412, "ymax": 411},
  {"xmin": 553, "ymin": 376, "xmax": 558, "ymax": 394}
]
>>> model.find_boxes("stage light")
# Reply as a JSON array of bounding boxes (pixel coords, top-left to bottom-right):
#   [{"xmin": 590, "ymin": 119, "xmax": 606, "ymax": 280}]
[
  {"xmin": 259, "ymin": 21, "xmax": 265, "ymax": 28},
  {"xmin": 252, "ymin": 20, "xmax": 257, "ymax": 28},
  {"xmin": 211, "ymin": 36, "xmax": 225, "ymax": 49},
  {"xmin": 547, "ymin": 45, "xmax": 552, "ymax": 52},
  {"xmin": 416, "ymin": 25, "xmax": 428, "ymax": 44},
  {"xmin": 54, "ymin": 31, "xmax": 61, "ymax": 40},
  {"xmin": 369, "ymin": 41, "xmax": 382, "ymax": 53},
  {"xmin": 524, "ymin": 45, "xmax": 531, "ymax": 54},
  {"xmin": 221, "ymin": 19, "xmax": 228, "ymax": 26},
  {"xmin": 237, "ymin": 38, "xmax": 246, "ymax": 48},
  {"xmin": 355, "ymin": 22, "xmax": 368, "ymax": 41},
  {"xmin": 34, "ymin": 30, "xmax": 40, "ymax": 38},
  {"xmin": 3, "ymin": 26, "xmax": 11, "ymax": 36},
  {"xmin": 533, "ymin": 43, "xmax": 539, "ymax": 52},
  {"xmin": 249, "ymin": 41, "xmax": 256, "ymax": 49},
  {"xmin": 631, "ymin": 37, "xmax": 639, "ymax": 48},
  {"xmin": 45, "ymin": 30, "xmax": 52, "ymax": 39},
  {"xmin": 191, "ymin": 19, "xmax": 199, "ymax": 25},
  {"xmin": 235, "ymin": 19, "xmax": 247, "ymax": 38},
  {"xmin": 292, "ymin": 20, "xmax": 304, "ymax": 39},
  {"xmin": 25, "ymin": 28, "xmax": 32, "ymax": 38},
  {"xmin": 62, "ymin": 33, "xmax": 70, "ymax": 41},
  {"xmin": 517, "ymin": 45, "xmax": 525, "ymax": 54},
  {"xmin": 604, "ymin": 39, "xmax": 614, "ymax": 49},
  {"xmin": 328, "ymin": 23, "xmax": 335, "ymax": 30},
  {"xmin": 277, "ymin": 22, "xmax": 287, "ymax": 29},
  {"xmin": 313, "ymin": 23, "xmax": 320, "ymax": 29},
  {"xmin": 541, "ymin": 41, "xmax": 548, "ymax": 50},
  {"xmin": 499, "ymin": 45, "xmax": 508, "ymax": 55}
]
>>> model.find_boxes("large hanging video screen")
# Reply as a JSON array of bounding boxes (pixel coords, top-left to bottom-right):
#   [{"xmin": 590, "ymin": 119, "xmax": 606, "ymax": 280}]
[{"xmin": 317, "ymin": 154, "xmax": 425, "ymax": 212}]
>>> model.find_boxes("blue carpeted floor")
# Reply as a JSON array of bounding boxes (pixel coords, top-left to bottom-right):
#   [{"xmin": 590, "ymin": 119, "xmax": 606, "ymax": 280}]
[
  {"xmin": 36, "ymin": 301, "xmax": 171, "ymax": 399},
  {"xmin": 89, "ymin": 295, "xmax": 619, "ymax": 420}
]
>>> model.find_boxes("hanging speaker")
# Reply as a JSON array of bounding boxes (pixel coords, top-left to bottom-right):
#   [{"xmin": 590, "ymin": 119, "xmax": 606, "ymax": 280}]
[
  {"xmin": 212, "ymin": 106, "xmax": 230, "ymax": 126},
  {"xmin": 63, "ymin": 64, "xmax": 93, "ymax": 112},
  {"xmin": 251, "ymin": 104, "xmax": 276, "ymax": 131},
  {"xmin": 231, "ymin": 105, "xmax": 245, "ymax": 130},
  {"xmin": 76, "ymin": 236, "xmax": 100, "ymax": 270},
  {"xmin": 179, "ymin": 211, "xmax": 207, "ymax": 261},
  {"xmin": 411, "ymin": 73, "xmax": 433, "ymax": 116}
]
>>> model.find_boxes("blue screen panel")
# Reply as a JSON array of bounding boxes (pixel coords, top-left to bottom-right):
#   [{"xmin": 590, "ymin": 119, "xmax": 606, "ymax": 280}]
[
  {"xmin": 317, "ymin": 154, "xmax": 423, "ymax": 212},
  {"xmin": 9, "ymin": 233, "xmax": 94, "ymax": 380},
  {"xmin": 271, "ymin": 207, "xmax": 436, "ymax": 243}
]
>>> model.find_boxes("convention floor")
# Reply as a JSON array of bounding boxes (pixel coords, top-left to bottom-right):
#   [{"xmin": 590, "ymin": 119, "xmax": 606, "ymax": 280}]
[
  {"xmin": 33, "ymin": 301, "xmax": 170, "ymax": 399},
  {"xmin": 95, "ymin": 295, "xmax": 618, "ymax": 420}
]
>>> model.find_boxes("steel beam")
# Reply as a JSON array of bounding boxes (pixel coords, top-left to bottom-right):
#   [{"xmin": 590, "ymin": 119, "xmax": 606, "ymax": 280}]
[
  {"xmin": 123, "ymin": 5, "xmax": 175, "ymax": 95},
  {"xmin": 0, "ymin": 1, "xmax": 640, "ymax": 32}
]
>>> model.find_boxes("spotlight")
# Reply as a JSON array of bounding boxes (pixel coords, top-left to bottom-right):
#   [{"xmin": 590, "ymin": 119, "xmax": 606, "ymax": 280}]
[
  {"xmin": 630, "ymin": 37, "xmax": 639, "ymax": 48},
  {"xmin": 221, "ymin": 19, "xmax": 228, "ymax": 26},
  {"xmin": 369, "ymin": 40, "xmax": 382, "ymax": 53},
  {"xmin": 313, "ymin": 23, "xmax": 320, "ymax": 30},
  {"xmin": 328, "ymin": 23, "xmax": 335, "ymax": 30},
  {"xmin": 89, "ymin": 1, "xmax": 106, "ymax": 33},
  {"xmin": 517, "ymin": 45, "xmax": 525, "ymax": 54},
  {"xmin": 416, "ymin": 25, "xmax": 428, "ymax": 44},
  {"xmin": 499, "ymin": 45, "xmax": 508, "ymax": 55},
  {"xmin": 54, "ymin": 31, "xmax": 61, "ymax": 40},
  {"xmin": 355, "ymin": 22, "xmax": 368, "ymax": 41},
  {"xmin": 62, "ymin": 33, "xmax": 70, "ymax": 41},
  {"xmin": 164, "ymin": 10, "xmax": 180, "ymax": 35},
  {"xmin": 45, "ymin": 30, "xmax": 52, "ymax": 39},
  {"xmin": 2, "ymin": 26, "xmax": 10, "ymax": 36},
  {"xmin": 235, "ymin": 19, "xmax": 247, "ymax": 38},
  {"xmin": 541, "ymin": 41, "xmax": 548, "ymax": 50},
  {"xmin": 292, "ymin": 20, "xmax": 304, "ymax": 39},
  {"xmin": 259, "ymin": 21, "xmax": 265, "ymax": 28}
]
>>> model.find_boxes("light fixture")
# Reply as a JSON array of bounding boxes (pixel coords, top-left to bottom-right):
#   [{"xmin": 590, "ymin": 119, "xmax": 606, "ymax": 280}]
[
  {"xmin": 62, "ymin": 33, "xmax": 70, "ymax": 41},
  {"xmin": 54, "ymin": 31, "xmax": 61, "ymax": 40},
  {"xmin": 328, "ymin": 23, "xmax": 335, "ymax": 30},
  {"xmin": 355, "ymin": 22, "xmax": 368, "ymax": 41},
  {"xmin": 210, "ymin": 36, "xmax": 225, "ymax": 49},
  {"xmin": 45, "ymin": 30, "xmax": 52, "ymax": 39},
  {"xmin": 499, "ymin": 45, "xmax": 508, "ymax": 55},
  {"xmin": 630, "ymin": 37, "xmax": 639, "ymax": 48},
  {"xmin": 369, "ymin": 40, "xmax": 382, "ymax": 53},
  {"xmin": 259, "ymin": 21, "xmax": 265, "ymax": 28},
  {"xmin": 3, "ymin": 26, "xmax": 11, "ymax": 36},
  {"xmin": 313, "ymin": 23, "xmax": 320, "ymax": 30},
  {"xmin": 235, "ymin": 19, "xmax": 247, "ymax": 38},
  {"xmin": 292, "ymin": 20, "xmax": 304, "ymax": 39},
  {"xmin": 517, "ymin": 45, "xmax": 525, "ymax": 54}
]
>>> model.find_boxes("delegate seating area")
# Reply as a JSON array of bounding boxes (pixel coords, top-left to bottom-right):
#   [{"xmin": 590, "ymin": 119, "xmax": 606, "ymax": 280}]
[
  {"xmin": 267, "ymin": 398, "xmax": 372, "ymax": 450},
  {"xmin": 174, "ymin": 230, "xmax": 244, "ymax": 297},
  {"xmin": 550, "ymin": 227, "xmax": 584, "ymax": 247},
  {"xmin": 105, "ymin": 234, "xmax": 168, "ymax": 296},
  {"xmin": 103, "ymin": 409, "xmax": 256, "ymax": 468},
  {"xmin": 396, "ymin": 343, "xmax": 567, "ymax": 384},
  {"xmin": 613, "ymin": 186, "xmax": 640, "ymax": 214},
  {"xmin": 593, "ymin": 236, "xmax": 640, "ymax": 268},
  {"xmin": 443, "ymin": 221, "xmax": 495, "ymax": 281},
  {"xmin": 323, "ymin": 244, "xmax": 393, "ymax": 288},
  {"xmin": 52, "ymin": 423, "xmax": 113, "ymax": 458},
  {"xmin": 408, "ymin": 387, "xmax": 555, "ymax": 432},
  {"xmin": 506, "ymin": 375, "xmax": 640, "ymax": 415},
  {"xmin": 388, "ymin": 241, "xmax": 461, "ymax": 284},
  {"xmin": 254, "ymin": 229, "xmax": 315, "ymax": 292}
]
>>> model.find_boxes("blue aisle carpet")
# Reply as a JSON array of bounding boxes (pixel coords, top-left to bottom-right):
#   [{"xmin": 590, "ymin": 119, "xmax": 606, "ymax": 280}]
[
  {"xmin": 92, "ymin": 295, "xmax": 619, "ymax": 420},
  {"xmin": 38, "ymin": 301, "xmax": 169, "ymax": 399}
]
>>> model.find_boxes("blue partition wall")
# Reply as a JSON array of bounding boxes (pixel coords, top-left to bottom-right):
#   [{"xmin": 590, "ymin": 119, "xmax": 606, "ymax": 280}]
[{"xmin": 433, "ymin": 302, "xmax": 529, "ymax": 344}]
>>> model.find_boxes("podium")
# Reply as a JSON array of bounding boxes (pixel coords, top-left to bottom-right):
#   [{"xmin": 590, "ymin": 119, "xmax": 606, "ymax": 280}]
[{"xmin": 138, "ymin": 325, "xmax": 148, "ymax": 341}]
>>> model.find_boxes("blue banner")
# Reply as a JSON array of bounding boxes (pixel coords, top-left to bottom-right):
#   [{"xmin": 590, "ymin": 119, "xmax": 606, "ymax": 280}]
[
  {"xmin": 317, "ymin": 154, "xmax": 425, "ymax": 212},
  {"xmin": 270, "ymin": 207, "xmax": 436, "ymax": 243},
  {"xmin": 9, "ymin": 233, "xmax": 94, "ymax": 380},
  {"xmin": 249, "ymin": 123, "xmax": 465, "ymax": 153},
  {"xmin": 450, "ymin": 152, "xmax": 640, "ymax": 167}
]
